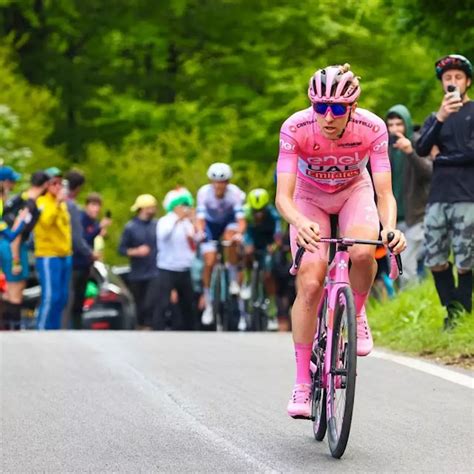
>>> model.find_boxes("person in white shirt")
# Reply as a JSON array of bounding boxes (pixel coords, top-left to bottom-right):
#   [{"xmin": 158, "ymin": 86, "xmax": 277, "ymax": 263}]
[{"xmin": 150, "ymin": 188, "xmax": 197, "ymax": 330}]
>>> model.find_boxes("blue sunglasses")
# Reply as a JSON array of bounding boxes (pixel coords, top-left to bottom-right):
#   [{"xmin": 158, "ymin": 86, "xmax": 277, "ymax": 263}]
[{"xmin": 313, "ymin": 103, "xmax": 349, "ymax": 117}]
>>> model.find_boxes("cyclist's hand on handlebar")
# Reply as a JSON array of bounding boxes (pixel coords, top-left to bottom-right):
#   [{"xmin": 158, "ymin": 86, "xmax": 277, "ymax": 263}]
[
  {"xmin": 296, "ymin": 219, "xmax": 320, "ymax": 253},
  {"xmin": 232, "ymin": 232, "xmax": 243, "ymax": 243},
  {"xmin": 381, "ymin": 228, "xmax": 406, "ymax": 254}
]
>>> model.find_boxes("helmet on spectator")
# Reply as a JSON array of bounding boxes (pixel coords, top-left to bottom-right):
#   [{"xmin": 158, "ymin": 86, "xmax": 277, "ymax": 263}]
[
  {"xmin": 308, "ymin": 63, "xmax": 361, "ymax": 104},
  {"xmin": 207, "ymin": 162, "xmax": 232, "ymax": 182},
  {"xmin": 435, "ymin": 54, "xmax": 472, "ymax": 80},
  {"xmin": 163, "ymin": 187, "xmax": 194, "ymax": 213},
  {"xmin": 247, "ymin": 188, "xmax": 270, "ymax": 210},
  {"xmin": 130, "ymin": 194, "xmax": 157, "ymax": 212}
]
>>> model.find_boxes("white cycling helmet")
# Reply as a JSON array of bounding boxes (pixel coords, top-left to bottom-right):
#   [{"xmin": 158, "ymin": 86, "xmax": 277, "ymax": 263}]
[{"xmin": 207, "ymin": 162, "xmax": 233, "ymax": 181}]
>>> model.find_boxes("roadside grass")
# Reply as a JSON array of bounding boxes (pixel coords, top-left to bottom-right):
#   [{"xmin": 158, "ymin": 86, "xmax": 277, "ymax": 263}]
[{"xmin": 368, "ymin": 278, "xmax": 474, "ymax": 368}]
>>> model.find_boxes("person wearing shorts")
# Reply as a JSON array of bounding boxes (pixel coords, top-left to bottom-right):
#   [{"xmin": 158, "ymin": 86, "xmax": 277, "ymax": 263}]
[
  {"xmin": 416, "ymin": 54, "xmax": 473, "ymax": 329},
  {"xmin": 275, "ymin": 63, "xmax": 406, "ymax": 419},
  {"xmin": 196, "ymin": 163, "xmax": 246, "ymax": 325}
]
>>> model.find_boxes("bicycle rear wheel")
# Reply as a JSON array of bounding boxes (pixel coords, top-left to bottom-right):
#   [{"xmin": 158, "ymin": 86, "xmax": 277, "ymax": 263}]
[
  {"xmin": 312, "ymin": 293, "xmax": 328, "ymax": 441},
  {"xmin": 327, "ymin": 286, "xmax": 357, "ymax": 459}
]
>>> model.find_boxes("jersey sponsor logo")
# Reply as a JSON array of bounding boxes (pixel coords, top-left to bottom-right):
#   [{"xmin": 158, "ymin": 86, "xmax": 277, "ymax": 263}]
[
  {"xmin": 306, "ymin": 169, "xmax": 360, "ymax": 180},
  {"xmin": 296, "ymin": 119, "xmax": 316, "ymax": 128},
  {"xmin": 307, "ymin": 153, "xmax": 361, "ymax": 166},
  {"xmin": 372, "ymin": 140, "xmax": 388, "ymax": 152},
  {"xmin": 313, "ymin": 143, "xmax": 321, "ymax": 151},
  {"xmin": 350, "ymin": 118, "xmax": 381, "ymax": 133},
  {"xmin": 289, "ymin": 125, "xmax": 297, "ymax": 133},
  {"xmin": 279, "ymin": 139, "xmax": 295, "ymax": 151},
  {"xmin": 337, "ymin": 141, "xmax": 362, "ymax": 148}
]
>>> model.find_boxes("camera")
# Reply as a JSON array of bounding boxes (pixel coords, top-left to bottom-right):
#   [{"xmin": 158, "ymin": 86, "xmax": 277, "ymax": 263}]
[
  {"xmin": 447, "ymin": 84, "xmax": 461, "ymax": 100},
  {"xmin": 388, "ymin": 134, "xmax": 399, "ymax": 146}
]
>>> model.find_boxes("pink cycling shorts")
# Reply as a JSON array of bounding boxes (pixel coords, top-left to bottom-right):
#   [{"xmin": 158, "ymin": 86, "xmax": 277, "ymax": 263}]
[{"xmin": 289, "ymin": 172, "xmax": 380, "ymax": 263}]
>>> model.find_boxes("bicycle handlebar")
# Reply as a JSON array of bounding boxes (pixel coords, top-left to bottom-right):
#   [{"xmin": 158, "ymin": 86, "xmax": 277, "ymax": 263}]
[{"xmin": 290, "ymin": 231, "xmax": 403, "ymax": 277}]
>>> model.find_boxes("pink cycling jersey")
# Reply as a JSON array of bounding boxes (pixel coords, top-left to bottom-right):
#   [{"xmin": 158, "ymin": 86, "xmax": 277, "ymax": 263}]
[{"xmin": 277, "ymin": 106, "xmax": 390, "ymax": 192}]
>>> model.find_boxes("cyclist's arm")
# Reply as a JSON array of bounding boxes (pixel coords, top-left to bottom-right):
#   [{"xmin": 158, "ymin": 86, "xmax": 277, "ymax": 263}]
[
  {"xmin": 275, "ymin": 172, "xmax": 306, "ymax": 227},
  {"xmin": 275, "ymin": 125, "xmax": 306, "ymax": 227},
  {"xmin": 234, "ymin": 191, "xmax": 247, "ymax": 235},
  {"xmin": 372, "ymin": 172, "xmax": 397, "ymax": 232},
  {"xmin": 236, "ymin": 216, "xmax": 246, "ymax": 235}
]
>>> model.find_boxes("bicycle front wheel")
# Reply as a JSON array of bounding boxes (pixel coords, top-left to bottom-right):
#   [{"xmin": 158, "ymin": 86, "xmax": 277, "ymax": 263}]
[
  {"xmin": 327, "ymin": 286, "xmax": 357, "ymax": 459},
  {"xmin": 312, "ymin": 293, "xmax": 328, "ymax": 441}
]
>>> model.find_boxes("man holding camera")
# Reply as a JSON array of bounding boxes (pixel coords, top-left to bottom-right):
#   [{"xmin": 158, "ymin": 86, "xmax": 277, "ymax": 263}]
[
  {"xmin": 386, "ymin": 104, "xmax": 432, "ymax": 287},
  {"xmin": 416, "ymin": 54, "xmax": 474, "ymax": 329}
]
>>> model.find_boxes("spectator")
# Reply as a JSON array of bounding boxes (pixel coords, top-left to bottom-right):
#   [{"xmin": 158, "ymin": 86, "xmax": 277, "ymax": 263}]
[
  {"xmin": 118, "ymin": 194, "xmax": 158, "ymax": 330},
  {"xmin": 82, "ymin": 193, "xmax": 112, "ymax": 252},
  {"xmin": 416, "ymin": 54, "xmax": 474, "ymax": 329},
  {"xmin": 64, "ymin": 170, "xmax": 95, "ymax": 329},
  {"xmin": 1, "ymin": 171, "xmax": 50, "ymax": 329},
  {"xmin": 386, "ymin": 105, "xmax": 433, "ymax": 287},
  {"xmin": 34, "ymin": 167, "xmax": 72, "ymax": 330},
  {"xmin": 150, "ymin": 188, "xmax": 196, "ymax": 330},
  {"xmin": 0, "ymin": 164, "xmax": 21, "ymax": 197}
]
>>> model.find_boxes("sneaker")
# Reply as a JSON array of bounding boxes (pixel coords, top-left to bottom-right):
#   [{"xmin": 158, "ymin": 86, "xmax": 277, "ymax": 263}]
[
  {"xmin": 229, "ymin": 280, "xmax": 240, "ymax": 296},
  {"xmin": 356, "ymin": 306, "xmax": 373, "ymax": 356},
  {"xmin": 201, "ymin": 305, "xmax": 214, "ymax": 325},
  {"xmin": 287, "ymin": 383, "xmax": 312, "ymax": 419}
]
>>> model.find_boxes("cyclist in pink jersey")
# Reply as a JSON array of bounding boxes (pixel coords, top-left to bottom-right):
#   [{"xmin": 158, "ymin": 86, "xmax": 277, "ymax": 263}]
[{"xmin": 276, "ymin": 63, "xmax": 406, "ymax": 419}]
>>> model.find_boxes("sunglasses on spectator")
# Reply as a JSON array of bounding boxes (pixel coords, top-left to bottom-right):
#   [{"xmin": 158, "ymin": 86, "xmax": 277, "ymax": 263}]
[
  {"xmin": 313, "ymin": 103, "xmax": 349, "ymax": 117},
  {"xmin": 49, "ymin": 179, "xmax": 62, "ymax": 186}
]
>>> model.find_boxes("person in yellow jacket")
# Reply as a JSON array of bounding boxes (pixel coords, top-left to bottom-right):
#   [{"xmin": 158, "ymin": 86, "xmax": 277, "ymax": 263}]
[{"xmin": 35, "ymin": 167, "xmax": 72, "ymax": 330}]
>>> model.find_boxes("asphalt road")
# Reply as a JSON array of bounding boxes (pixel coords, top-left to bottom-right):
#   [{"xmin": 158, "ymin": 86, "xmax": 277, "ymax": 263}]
[{"xmin": 1, "ymin": 332, "xmax": 473, "ymax": 473}]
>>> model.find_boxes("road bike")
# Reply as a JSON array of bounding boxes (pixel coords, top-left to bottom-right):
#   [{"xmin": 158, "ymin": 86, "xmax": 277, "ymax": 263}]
[
  {"xmin": 209, "ymin": 239, "xmax": 240, "ymax": 331},
  {"xmin": 291, "ymin": 232, "xmax": 402, "ymax": 458}
]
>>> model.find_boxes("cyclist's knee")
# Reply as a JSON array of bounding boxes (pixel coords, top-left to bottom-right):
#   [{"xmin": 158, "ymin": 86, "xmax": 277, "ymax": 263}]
[
  {"xmin": 297, "ymin": 264, "xmax": 325, "ymax": 300},
  {"xmin": 350, "ymin": 248, "xmax": 375, "ymax": 266}
]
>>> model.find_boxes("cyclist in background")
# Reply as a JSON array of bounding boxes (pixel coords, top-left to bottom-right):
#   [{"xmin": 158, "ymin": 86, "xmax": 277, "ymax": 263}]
[
  {"xmin": 276, "ymin": 63, "xmax": 406, "ymax": 418},
  {"xmin": 196, "ymin": 163, "xmax": 246, "ymax": 325},
  {"xmin": 242, "ymin": 188, "xmax": 281, "ymax": 301}
]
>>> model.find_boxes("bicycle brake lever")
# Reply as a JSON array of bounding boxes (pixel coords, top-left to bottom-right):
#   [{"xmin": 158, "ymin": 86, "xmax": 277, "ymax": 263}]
[
  {"xmin": 290, "ymin": 245, "xmax": 306, "ymax": 275},
  {"xmin": 387, "ymin": 232, "xmax": 403, "ymax": 276}
]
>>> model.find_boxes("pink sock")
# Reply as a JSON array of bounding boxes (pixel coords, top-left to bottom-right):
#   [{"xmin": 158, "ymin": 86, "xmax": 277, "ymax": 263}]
[
  {"xmin": 294, "ymin": 342, "xmax": 312, "ymax": 385},
  {"xmin": 353, "ymin": 290, "xmax": 369, "ymax": 316}
]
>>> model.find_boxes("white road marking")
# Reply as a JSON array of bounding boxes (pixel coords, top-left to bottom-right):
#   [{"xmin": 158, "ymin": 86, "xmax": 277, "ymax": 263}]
[{"xmin": 371, "ymin": 350, "xmax": 473, "ymax": 389}]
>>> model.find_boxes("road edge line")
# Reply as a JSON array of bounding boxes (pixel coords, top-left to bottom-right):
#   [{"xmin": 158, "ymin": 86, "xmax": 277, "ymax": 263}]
[{"xmin": 371, "ymin": 349, "xmax": 474, "ymax": 389}]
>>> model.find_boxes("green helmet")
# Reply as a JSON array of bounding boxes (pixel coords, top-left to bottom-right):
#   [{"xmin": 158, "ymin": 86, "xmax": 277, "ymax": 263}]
[{"xmin": 247, "ymin": 188, "xmax": 270, "ymax": 210}]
